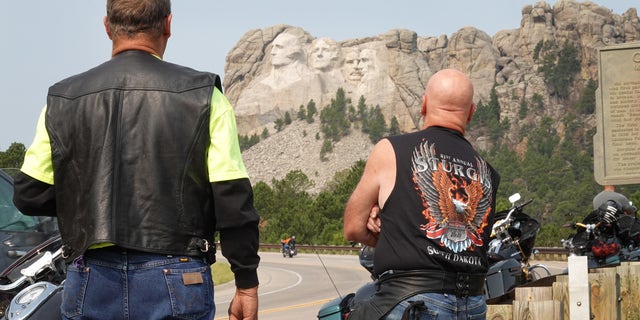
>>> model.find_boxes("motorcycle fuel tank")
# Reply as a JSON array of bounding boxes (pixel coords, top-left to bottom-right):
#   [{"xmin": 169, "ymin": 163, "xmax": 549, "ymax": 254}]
[{"xmin": 317, "ymin": 297, "xmax": 344, "ymax": 320}]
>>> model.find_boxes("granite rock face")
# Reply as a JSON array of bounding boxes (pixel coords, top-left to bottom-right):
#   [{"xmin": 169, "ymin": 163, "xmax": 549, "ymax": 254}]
[
  {"xmin": 225, "ymin": 0, "xmax": 640, "ymax": 190},
  {"xmin": 224, "ymin": 25, "xmax": 430, "ymax": 135},
  {"xmin": 225, "ymin": 0, "xmax": 638, "ymax": 137}
]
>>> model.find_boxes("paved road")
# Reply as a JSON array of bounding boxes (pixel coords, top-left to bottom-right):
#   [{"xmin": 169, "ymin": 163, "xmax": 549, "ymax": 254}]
[
  {"xmin": 212, "ymin": 252, "xmax": 568, "ymax": 320},
  {"xmin": 213, "ymin": 251, "xmax": 371, "ymax": 320},
  {"xmin": 530, "ymin": 259, "xmax": 567, "ymax": 276}
]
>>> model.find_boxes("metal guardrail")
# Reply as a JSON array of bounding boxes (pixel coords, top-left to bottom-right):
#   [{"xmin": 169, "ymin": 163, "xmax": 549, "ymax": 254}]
[
  {"xmin": 531, "ymin": 247, "xmax": 570, "ymax": 260},
  {"xmin": 258, "ymin": 244, "xmax": 360, "ymax": 254},
  {"xmin": 255, "ymin": 244, "xmax": 569, "ymax": 260}
]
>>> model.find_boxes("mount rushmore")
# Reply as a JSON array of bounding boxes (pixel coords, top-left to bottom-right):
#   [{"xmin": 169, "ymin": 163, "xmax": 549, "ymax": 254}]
[
  {"xmin": 222, "ymin": 0, "xmax": 639, "ymax": 141},
  {"xmin": 222, "ymin": 0, "xmax": 639, "ymax": 190}
]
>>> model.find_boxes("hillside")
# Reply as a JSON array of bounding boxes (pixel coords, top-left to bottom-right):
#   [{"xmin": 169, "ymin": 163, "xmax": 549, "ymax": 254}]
[
  {"xmin": 233, "ymin": 0, "xmax": 640, "ymax": 194},
  {"xmin": 242, "ymin": 120, "xmax": 373, "ymax": 194}
]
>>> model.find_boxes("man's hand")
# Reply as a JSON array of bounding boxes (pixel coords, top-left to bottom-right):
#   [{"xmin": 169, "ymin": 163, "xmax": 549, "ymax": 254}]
[
  {"xmin": 367, "ymin": 205, "xmax": 381, "ymax": 236},
  {"xmin": 365, "ymin": 205, "xmax": 381, "ymax": 247},
  {"xmin": 228, "ymin": 286, "xmax": 258, "ymax": 320}
]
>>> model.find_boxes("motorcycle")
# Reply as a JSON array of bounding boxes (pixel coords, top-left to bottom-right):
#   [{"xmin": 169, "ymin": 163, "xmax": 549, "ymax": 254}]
[
  {"xmin": 0, "ymin": 169, "xmax": 64, "ymax": 319},
  {"xmin": 316, "ymin": 246, "xmax": 376, "ymax": 320},
  {"xmin": 485, "ymin": 193, "xmax": 551, "ymax": 302},
  {"xmin": 0, "ymin": 236, "xmax": 64, "ymax": 320},
  {"xmin": 282, "ymin": 242, "xmax": 298, "ymax": 258},
  {"xmin": 561, "ymin": 203, "xmax": 640, "ymax": 268},
  {"xmin": 317, "ymin": 193, "xmax": 550, "ymax": 319}
]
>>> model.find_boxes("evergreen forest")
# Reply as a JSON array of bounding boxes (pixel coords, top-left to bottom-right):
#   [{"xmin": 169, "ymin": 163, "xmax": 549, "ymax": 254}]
[{"xmin": 3, "ymin": 41, "xmax": 640, "ymax": 248}]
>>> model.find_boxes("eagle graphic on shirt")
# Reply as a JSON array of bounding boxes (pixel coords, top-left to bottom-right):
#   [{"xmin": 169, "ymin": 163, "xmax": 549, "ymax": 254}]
[{"xmin": 411, "ymin": 140, "xmax": 493, "ymax": 253}]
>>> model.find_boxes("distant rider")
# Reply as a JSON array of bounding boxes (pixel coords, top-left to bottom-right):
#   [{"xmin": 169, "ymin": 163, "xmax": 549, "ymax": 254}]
[{"xmin": 281, "ymin": 235, "xmax": 296, "ymax": 251}]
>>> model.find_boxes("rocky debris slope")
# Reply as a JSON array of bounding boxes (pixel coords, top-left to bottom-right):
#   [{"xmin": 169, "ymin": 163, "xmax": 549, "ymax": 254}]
[
  {"xmin": 242, "ymin": 120, "xmax": 373, "ymax": 193},
  {"xmin": 229, "ymin": 0, "xmax": 639, "ymax": 192}
]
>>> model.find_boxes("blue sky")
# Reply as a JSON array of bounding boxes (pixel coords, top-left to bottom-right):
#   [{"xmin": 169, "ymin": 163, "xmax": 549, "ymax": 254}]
[{"xmin": 0, "ymin": 0, "xmax": 637, "ymax": 150}]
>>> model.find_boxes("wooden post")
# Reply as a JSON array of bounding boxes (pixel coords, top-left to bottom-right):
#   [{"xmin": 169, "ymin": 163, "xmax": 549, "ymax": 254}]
[
  {"xmin": 589, "ymin": 268, "xmax": 618, "ymax": 319},
  {"xmin": 617, "ymin": 262, "xmax": 640, "ymax": 320},
  {"xmin": 568, "ymin": 256, "xmax": 590, "ymax": 320}
]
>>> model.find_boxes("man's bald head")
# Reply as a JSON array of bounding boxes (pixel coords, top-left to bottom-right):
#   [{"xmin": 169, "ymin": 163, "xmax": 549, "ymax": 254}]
[{"xmin": 421, "ymin": 69, "xmax": 476, "ymax": 133}]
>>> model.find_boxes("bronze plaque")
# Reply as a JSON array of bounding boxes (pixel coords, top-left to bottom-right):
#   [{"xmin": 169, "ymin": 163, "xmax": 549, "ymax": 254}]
[{"xmin": 594, "ymin": 42, "xmax": 640, "ymax": 185}]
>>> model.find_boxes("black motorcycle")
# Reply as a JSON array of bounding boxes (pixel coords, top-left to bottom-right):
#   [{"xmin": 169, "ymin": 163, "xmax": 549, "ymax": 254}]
[
  {"xmin": 561, "ymin": 202, "xmax": 640, "ymax": 268},
  {"xmin": 317, "ymin": 193, "xmax": 551, "ymax": 319},
  {"xmin": 317, "ymin": 245, "xmax": 376, "ymax": 320},
  {"xmin": 0, "ymin": 169, "xmax": 64, "ymax": 319},
  {"xmin": 0, "ymin": 236, "xmax": 64, "ymax": 320},
  {"xmin": 485, "ymin": 193, "xmax": 551, "ymax": 301},
  {"xmin": 282, "ymin": 242, "xmax": 298, "ymax": 258}
]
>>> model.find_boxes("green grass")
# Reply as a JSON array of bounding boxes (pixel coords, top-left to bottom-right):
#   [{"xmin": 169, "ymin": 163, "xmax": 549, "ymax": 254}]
[{"xmin": 211, "ymin": 261, "xmax": 234, "ymax": 286}]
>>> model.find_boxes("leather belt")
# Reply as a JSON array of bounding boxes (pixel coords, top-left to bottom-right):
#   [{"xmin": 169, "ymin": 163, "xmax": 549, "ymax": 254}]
[{"xmin": 378, "ymin": 269, "xmax": 486, "ymax": 297}]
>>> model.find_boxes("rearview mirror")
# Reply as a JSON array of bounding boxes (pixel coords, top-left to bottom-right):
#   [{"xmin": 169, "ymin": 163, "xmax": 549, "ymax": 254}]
[{"xmin": 508, "ymin": 193, "xmax": 521, "ymax": 204}]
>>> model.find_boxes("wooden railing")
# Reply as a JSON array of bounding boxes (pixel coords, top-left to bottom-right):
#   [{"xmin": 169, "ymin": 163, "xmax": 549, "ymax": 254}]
[{"xmin": 487, "ymin": 261, "xmax": 640, "ymax": 319}]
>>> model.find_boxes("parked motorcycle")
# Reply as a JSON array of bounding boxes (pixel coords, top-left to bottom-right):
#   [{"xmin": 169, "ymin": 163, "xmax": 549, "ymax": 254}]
[
  {"xmin": 561, "ymin": 202, "xmax": 640, "ymax": 268},
  {"xmin": 316, "ymin": 245, "xmax": 375, "ymax": 320},
  {"xmin": 485, "ymin": 193, "xmax": 550, "ymax": 301},
  {"xmin": 0, "ymin": 236, "xmax": 64, "ymax": 320},
  {"xmin": 0, "ymin": 169, "xmax": 64, "ymax": 319},
  {"xmin": 317, "ymin": 193, "xmax": 550, "ymax": 319}
]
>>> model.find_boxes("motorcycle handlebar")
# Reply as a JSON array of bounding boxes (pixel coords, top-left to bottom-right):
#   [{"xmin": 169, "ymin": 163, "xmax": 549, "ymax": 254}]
[
  {"xmin": 562, "ymin": 222, "xmax": 599, "ymax": 230},
  {"xmin": 490, "ymin": 198, "xmax": 534, "ymax": 237},
  {"xmin": 517, "ymin": 199, "xmax": 534, "ymax": 210},
  {"xmin": 0, "ymin": 248, "xmax": 62, "ymax": 291},
  {"xmin": 575, "ymin": 222, "xmax": 598, "ymax": 229}
]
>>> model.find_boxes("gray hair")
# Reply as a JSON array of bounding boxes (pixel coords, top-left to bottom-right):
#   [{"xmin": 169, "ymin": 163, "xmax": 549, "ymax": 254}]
[{"xmin": 106, "ymin": 0, "xmax": 171, "ymax": 38}]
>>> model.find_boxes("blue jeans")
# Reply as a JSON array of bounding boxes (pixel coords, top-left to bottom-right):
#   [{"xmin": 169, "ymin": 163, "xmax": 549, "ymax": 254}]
[
  {"xmin": 384, "ymin": 293, "xmax": 486, "ymax": 320},
  {"xmin": 61, "ymin": 247, "xmax": 214, "ymax": 320}
]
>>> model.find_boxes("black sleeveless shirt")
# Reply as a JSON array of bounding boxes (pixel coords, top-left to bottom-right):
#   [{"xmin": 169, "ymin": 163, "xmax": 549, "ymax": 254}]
[{"xmin": 373, "ymin": 126, "xmax": 500, "ymax": 276}]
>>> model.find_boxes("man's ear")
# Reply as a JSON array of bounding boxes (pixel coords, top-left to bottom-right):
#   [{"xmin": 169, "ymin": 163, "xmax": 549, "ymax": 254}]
[
  {"xmin": 467, "ymin": 103, "xmax": 476, "ymax": 124},
  {"xmin": 104, "ymin": 16, "xmax": 112, "ymax": 39},
  {"xmin": 164, "ymin": 13, "xmax": 172, "ymax": 39},
  {"xmin": 421, "ymin": 95, "xmax": 427, "ymax": 116}
]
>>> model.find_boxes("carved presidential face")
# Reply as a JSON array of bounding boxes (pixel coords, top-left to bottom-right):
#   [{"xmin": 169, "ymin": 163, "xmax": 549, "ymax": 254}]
[
  {"xmin": 359, "ymin": 49, "xmax": 376, "ymax": 75},
  {"xmin": 270, "ymin": 33, "xmax": 304, "ymax": 68},
  {"xmin": 343, "ymin": 50, "xmax": 364, "ymax": 82},
  {"xmin": 309, "ymin": 38, "xmax": 339, "ymax": 71}
]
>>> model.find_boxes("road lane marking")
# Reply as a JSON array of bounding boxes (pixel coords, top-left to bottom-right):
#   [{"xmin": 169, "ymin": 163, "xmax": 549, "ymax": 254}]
[
  {"xmin": 216, "ymin": 266, "xmax": 303, "ymax": 304},
  {"xmin": 214, "ymin": 298, "xmax": 334, "ymax": 319}
]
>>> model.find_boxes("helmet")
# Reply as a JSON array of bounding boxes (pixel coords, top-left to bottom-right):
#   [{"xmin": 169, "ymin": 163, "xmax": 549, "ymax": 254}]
[
  {"xmin": 291, "ymin": 235, "xmax": 296, "ymax": 240},
  {"xmin": 593, "ymin": 191, "xmax": 637, "ymax": 214}
]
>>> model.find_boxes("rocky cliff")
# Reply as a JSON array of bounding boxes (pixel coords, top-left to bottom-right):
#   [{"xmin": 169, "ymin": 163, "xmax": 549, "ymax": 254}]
[{"xmin": 225, "ymin": 0, "xmax": 640, "ymax": 191}]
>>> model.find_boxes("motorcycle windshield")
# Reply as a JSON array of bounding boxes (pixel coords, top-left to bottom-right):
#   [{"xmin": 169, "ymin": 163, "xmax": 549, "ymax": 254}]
[{"xmin": 0, "ymin": 169, "xmax": 60, "ymax": 274}]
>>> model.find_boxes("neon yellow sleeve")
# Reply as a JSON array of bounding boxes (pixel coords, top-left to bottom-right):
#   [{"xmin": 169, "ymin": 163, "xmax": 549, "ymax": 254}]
[
  {"xmin": 207, "ymin": 88, "xmax": 249, "ymax": 182},
  {"xmin": 21, "ymin": 106, "xmax": 54, "ymax": 185}
]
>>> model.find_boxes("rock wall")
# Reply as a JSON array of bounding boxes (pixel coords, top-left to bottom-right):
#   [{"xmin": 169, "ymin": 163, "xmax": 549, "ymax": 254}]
[
  {"xmin": 224, "ymin": 0, "xmax": 639, "ymax": 140},
  {"xmin": 228, "ymin": 0, "xmax": 640, "ymax": 191}
]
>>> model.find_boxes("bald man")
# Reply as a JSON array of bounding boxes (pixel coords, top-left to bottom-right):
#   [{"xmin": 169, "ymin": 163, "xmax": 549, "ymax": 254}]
[{"xmin": 343, "ymin": 69, "xmax": 500, "ymax": 319}]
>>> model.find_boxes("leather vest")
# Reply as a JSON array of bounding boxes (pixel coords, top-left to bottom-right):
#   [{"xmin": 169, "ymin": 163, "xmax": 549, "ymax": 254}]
[
  {"xmin": 46, "ymin": 50, "xmax": 221, "ymax": 262},
  {"xmin": 373, "ymin": 127, "xmax": 500, "ymax": 276}
]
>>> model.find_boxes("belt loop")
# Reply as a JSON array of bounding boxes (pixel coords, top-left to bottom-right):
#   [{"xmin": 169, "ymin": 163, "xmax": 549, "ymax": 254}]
[
  {"xmin": 72, "ymin": 255, "xmax": 85, "ymax": 269},
  {"xmin": 200, "ymin": 239, "xmax": 209, "ymax": 253},
  {"xmin": 188, "ymin": 237, "xmax": 210, "ymax": 253},
  {"xmin": 61, "ymin": 245, "xmax": 72, "ymax": 259}
]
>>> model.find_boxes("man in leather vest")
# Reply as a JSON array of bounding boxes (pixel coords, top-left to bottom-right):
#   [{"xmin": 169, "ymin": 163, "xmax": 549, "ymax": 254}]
[
  {"xmin": 344, "ymin": 69, "xmax": 500, "ymax": 319},
  {"xmin": 12, "ymin": 1, "xmax": 260, "ymax": 319}
]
